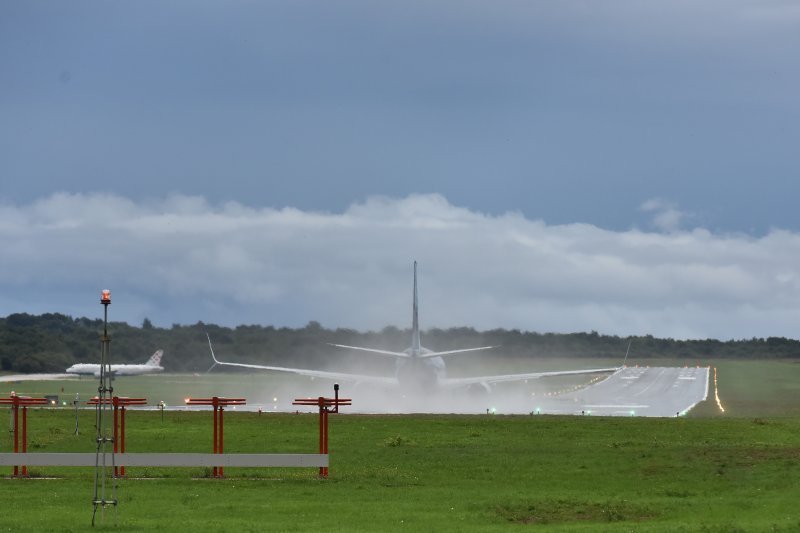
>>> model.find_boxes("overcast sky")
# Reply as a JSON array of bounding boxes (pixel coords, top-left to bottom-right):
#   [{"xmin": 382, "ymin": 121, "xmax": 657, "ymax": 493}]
[{"xmin": 1, "ymin": 2, "xmax": 799, "ymax": 339}]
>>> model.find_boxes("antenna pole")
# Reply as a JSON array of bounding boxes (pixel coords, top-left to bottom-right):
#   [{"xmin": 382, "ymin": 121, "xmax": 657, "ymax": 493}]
[{"xmin": 92, "ymin": 290, "xmax": 117, "ymax": 526}]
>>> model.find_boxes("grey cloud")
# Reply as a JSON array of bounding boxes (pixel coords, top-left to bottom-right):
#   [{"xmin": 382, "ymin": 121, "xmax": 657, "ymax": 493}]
[
  {"xmin": 639, "ymin": 199, "xmax": 690, "ymax": 232},
  {"xmin": 2, "ymin": 193, "xmax": 800, "ymax": 340}
]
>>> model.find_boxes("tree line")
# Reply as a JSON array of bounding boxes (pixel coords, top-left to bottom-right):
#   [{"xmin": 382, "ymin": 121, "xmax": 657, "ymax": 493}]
[{"xmin": 1, "ymin": 312, "xmax": 799, "ymax": 374}]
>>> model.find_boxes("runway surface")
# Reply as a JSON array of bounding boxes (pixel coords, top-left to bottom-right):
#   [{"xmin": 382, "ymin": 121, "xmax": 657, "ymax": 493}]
[
  {"xmin": 532, "ymin": 366, "xmax": 709, "ymax": 417},
  {"xmin": 0, "ymin": 367, "xmax": 710, "ymax": 417},
  {"xmin": 0, "ymin": 373, "xmax": 74, "ymax": 383}
]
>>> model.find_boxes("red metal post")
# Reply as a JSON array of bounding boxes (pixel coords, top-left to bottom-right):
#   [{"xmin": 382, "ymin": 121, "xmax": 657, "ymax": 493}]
[
  {"xmin": 120, "ymin": 405, "xmax": 126, "ymax": 477},
  {"xmin": 113, "ymin": 400, "xmax": 119, "ymax": 477},
  {"xmin": 12, "ymin": 399, "xmax": 19, "ymax": 477},
  {"xmin": 212, "ymin": 397, "xmax": 218, "ymax": 478},
  {"xmin": 185, "ymin": 396, "xmax": 245, "ymax": 479},
  {"xmin": 21, "ymin": 406, "xmax": 28, "ymax": 477},
  {"xmin": 219, "ymin": 405, "xmax": 224, "ymax": 478},
  {"xmin": 318, "ymin": 397, "xmax": 325, "ymax": 478},
  {"xmin": 293, "ymin": 388, "xmax": 351, "ymax": 479},
  {"xmin": 85, "ymin": 396, "xmax": 146, "ymax": 478},
  {"xmin": 322, "ymin": 407, "xmax": 329, "ymax": 478},
  {"xmin": 2, "ymin": 395, "xmax": 48, "ymax": 477},
  {"xmin": 86, "ymin": 396, "xmax": 145, "ymax": 478}
]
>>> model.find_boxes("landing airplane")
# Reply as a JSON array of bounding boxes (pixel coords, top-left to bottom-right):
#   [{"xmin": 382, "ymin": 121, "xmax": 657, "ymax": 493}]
[
  {"xmin": 66, "ymin": 350, "xmax": 165, "ymax": 377},
  {"xmin": 207, "ymin": 262, "xmax": 619, "ymax": 391}
]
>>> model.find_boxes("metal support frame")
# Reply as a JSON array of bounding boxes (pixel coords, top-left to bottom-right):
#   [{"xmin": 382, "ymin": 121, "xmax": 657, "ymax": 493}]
[
  {"xmin": 292, "ymin": 384, "xmax": 351, "ymax": 478},
  {"xmin": 92, "ymin": 290, "xmax": 117, "ymax": 526},
  {"xmin": 0, "ymin": 394, "xmax": 48, "ymax": 477},
  {"xmin": 1, "ymin": 385, "xmax": 348, "ymax": 481},
  {"xmin": 87, "ymin": 396, "xmax": 147, "ymax": 477},
  {"xmin": 185, "ymin": 397, "xmax": 246, "ymax": 478}
]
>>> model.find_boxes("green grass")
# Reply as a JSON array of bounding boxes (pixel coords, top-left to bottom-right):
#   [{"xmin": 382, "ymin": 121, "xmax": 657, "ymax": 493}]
[
  {"xmin": 1, "ymin": 410, "xmax": 800, "ymax": 532},
  {"xmin": 2, "ymin": 359, "xmax": 800, "ymax": 531}
]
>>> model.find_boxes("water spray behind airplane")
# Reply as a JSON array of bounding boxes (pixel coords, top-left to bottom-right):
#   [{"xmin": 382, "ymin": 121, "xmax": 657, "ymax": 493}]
[{"xmin": 207, "ymin": 262, "xmax": 619, "ymax": 392}]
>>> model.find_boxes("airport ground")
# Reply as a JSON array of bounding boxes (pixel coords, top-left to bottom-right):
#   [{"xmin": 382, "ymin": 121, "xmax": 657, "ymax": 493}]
[
  {"xmin": 1, "ymin": 358, "xmax": 799, "ymax": 531},
  {"xmin": 3, "ymin": 357, "xmax": 800, "ymax": 417}
]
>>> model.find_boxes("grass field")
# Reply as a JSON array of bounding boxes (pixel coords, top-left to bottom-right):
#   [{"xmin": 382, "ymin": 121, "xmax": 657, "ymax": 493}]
[
  {"xmin": 1, "ymin": 359, "xmax": 799, "ymax": 531},
  {"xmin": 1, "ymin": 410, "xmax": 799, "ymax": 532}
]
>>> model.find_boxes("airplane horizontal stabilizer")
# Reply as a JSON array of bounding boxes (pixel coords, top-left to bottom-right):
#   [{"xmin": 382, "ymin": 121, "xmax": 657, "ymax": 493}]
[
  {"xmin": 327, "ymin": 343, "xmax": 410, "ymax": 358},
  {"xmin": 416, "ymin": 346, "xmax": 498, "ymax": 359}
]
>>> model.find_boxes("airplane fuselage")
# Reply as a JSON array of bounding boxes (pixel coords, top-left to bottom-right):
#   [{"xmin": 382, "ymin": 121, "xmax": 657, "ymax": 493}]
[
  {"xmin": 65, "ymin": 363, "xmax": 164, "ymax": 377},
  {"xmin": 395, "ymin": 350, "xmax": 446, "ymax": 391}
]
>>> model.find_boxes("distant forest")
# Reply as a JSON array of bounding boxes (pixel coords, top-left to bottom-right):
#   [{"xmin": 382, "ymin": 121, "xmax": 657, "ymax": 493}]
[{"xmin": 1, "ymin": 312, "xmax": 800, "ymax": 374}]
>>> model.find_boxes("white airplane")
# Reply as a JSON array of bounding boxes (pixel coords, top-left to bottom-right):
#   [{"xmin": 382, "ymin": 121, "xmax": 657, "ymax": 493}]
[
  {"xmin": 66, "ymin": 350, "xmax": 165, "ymax": 377},
  {"xmin": 207, "ymin": 262, "xmax": 619, "ymax": 391}
]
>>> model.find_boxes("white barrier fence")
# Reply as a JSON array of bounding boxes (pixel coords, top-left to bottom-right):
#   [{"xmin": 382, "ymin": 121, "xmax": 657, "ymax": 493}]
[{"xmin": 0, "ymin": 453, "xmax": 327, "ymax": 468}]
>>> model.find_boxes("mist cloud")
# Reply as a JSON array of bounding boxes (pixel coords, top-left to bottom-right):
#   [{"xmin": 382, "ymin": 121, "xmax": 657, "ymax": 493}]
[{"xmin": 2, "ymin": 192, "xmax": 799, "ymax": 340}]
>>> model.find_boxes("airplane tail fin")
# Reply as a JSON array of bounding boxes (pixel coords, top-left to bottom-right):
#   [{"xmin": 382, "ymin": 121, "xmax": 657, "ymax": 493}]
[
  {"xmin": 206, "ymin": 333, "xmax": 220, "ymax": 373},
  {"xmin": 146, "ymin": 349, "xmax": 164, "ymax": 367},
  {"xmin": 411, "ymin": 261, "xmax": 421, "ymax": 353}
]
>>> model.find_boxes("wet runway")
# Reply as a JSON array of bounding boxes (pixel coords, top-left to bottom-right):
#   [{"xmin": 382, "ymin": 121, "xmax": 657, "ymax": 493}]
[
  {"xmin": 0, "ymin": 367, "xmax": 710, "ymax": 417},
  {"xmin": 532, "ymin": 366, "xmax": 709, "ymax": 417},
  {"xmin": 0, "ymin": 373, "xmax": 74, "ymax": 383}
]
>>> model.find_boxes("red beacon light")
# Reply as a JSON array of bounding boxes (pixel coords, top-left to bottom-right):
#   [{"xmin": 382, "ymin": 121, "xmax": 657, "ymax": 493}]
[{"xmin": 101, "ymin": 290, "xmax": 111, "ymax": 304}]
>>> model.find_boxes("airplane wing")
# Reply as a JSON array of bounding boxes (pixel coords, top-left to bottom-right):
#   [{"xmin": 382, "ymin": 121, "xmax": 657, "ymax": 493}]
[
  {"xmin": 207, "ymin": 334, "xmax": 397, "ymax": 386},
  {"xmin": 437, "ymin": 367, "xmax": 621, "ymax": 389},
  {"xmin": 326, "ymin": 343, "xmax": 410, "ymax": 358},
  {"xmin": 209, "ymin": 359, "xmax": 397, "ymax": 385},
  {"xmin": 417, "ymin": 346, "xmax": 498, "ymax": 359}
]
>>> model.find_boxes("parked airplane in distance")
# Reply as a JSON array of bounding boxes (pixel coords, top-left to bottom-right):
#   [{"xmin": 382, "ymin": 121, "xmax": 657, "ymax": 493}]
[
  {"xmin": 66, "ymin": 350, "xmax": 165, "ymax": 377},
  {"xmin": 208, "ymin": 262, "xmax": 619, "ymax": 392}
]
